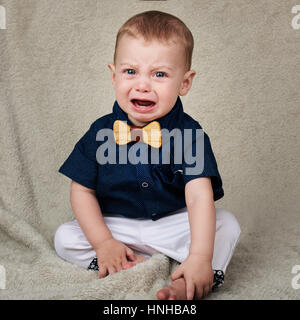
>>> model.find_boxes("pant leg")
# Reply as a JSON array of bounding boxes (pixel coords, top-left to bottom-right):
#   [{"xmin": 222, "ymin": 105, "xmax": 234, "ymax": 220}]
[
  {"xmin": 54, "ymin": 219, "xmax": 96, "ymax": 269},
  {"xmin": 212, "ymin": 208, "xmax": 241, "ymax": 272},
  {"xmin": 54, "ymin": 208, "xmax": 241, "ymax": 277},
  {"xmin": 53, "ymin": 216, "xmax": 160, "ymax": 269},
  {"xmin": 140, "ymin": 207, "xmax": 241, "ymax": 273}
]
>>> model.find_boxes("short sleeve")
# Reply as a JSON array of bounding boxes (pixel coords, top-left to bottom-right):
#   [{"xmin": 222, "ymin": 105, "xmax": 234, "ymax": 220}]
[
  {"xmin": 58, "ymin": 123, "xmax": 98, "ymax": 190},
  {"xmin": 182, "ymin": 123, "xmax": 224, "ymax": 201}
]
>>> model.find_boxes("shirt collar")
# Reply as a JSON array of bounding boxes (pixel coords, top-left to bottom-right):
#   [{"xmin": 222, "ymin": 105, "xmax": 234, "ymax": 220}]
[{"xmin": 112, "ymin": 96, "xmax": 184, "ymax": 130}]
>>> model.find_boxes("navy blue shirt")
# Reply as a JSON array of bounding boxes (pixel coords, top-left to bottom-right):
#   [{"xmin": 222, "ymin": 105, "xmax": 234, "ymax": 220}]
[{"xmin": 58, "ymin": 96, "xmax": 224, "ymax": 221}]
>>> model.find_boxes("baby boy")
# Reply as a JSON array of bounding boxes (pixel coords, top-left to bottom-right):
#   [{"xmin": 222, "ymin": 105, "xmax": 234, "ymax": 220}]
[{"xmin": 55, "ymin": 10, "xmax": 241, "ymax": 300}]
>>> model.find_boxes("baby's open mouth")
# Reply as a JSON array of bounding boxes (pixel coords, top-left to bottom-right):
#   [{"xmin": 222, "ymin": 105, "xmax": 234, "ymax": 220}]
[{"xmin": 131, "ymin": 99, "xmax": 156, "ymax": 108}]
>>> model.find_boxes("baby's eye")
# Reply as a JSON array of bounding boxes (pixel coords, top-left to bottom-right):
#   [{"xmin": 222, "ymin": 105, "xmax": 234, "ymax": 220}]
[
  {"xmin": 155, "ymin": 71, "xmax": 166, "ymax": 78},
  {"xmin": 125, "ymin": 69, "xmax": 136, "ymax": 75}
]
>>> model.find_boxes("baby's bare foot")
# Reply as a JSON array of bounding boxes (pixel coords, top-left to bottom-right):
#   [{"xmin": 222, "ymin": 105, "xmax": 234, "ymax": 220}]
[
  {"xmin": 122, "ymin": 254, "xmax": 149, "ymax": 270},
  {"xmin": 157, "ymin": 277, "xmax": 188, "ymax": 300}
]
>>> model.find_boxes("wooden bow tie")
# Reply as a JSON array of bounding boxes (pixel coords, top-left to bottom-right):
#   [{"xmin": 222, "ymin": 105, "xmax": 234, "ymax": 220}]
[{"xmin": 113, "ymin": 120, "xmax": 162, "ymax": 148}]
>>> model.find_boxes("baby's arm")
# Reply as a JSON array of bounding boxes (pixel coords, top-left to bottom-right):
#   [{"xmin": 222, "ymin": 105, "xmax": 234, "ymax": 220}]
[
  {"xmin": 70, "ymin": 180, "xmax": 137, "ymax": 277},
  {"xmin": 171, "ymin": 177, "xmax": 215, "ymax": 299}
]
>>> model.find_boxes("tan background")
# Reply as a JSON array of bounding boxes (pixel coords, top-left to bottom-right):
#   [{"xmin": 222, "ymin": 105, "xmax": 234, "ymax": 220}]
[{"xmin": 0, "ymin": 0, "xmax": 299, "ymax": 299}]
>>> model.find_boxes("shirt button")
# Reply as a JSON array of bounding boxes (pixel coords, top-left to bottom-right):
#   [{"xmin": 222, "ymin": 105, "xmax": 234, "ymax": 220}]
[{"xmin": 141, "ymin": 182, "xmax": 149, "ymax": 188}]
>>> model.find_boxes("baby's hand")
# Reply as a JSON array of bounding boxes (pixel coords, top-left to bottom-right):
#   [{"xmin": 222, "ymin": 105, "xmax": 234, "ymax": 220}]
[
  {"xmin": 171, "ymin": 254, "xmax": 214, "ymax": 300},
  {"xmin": 95, "ymin": 238, "xmax": 136, "ymax": 278}
]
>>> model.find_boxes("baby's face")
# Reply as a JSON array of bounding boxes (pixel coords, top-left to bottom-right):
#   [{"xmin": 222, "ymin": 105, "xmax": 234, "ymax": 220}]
[{"xmin": 108, "ymin": 34, "xmax": 196, "ymax": 126}]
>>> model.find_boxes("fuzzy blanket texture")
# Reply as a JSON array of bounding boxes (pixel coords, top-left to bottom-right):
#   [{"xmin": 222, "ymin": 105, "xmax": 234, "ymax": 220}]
[{"xmin": 0, "ymin": 0, "xmax": 299, "ymax": 299}]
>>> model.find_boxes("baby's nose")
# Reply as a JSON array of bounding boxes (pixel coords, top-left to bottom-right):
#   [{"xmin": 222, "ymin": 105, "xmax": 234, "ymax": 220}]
[{"xmin": 135, "ymin": 77, "xmax": 151, "ymax": 92}]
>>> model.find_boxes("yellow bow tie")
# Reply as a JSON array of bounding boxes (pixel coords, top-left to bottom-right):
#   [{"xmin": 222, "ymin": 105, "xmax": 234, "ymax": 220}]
[{"xmin": 113, "ymin": 120, "xmax": 162, "ymax": 148}]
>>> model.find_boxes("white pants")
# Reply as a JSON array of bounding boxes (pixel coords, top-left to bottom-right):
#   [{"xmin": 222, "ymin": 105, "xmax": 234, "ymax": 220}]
[{"xmin": 54, "ymin": 207, "xmax": 241, "ymax": 273}]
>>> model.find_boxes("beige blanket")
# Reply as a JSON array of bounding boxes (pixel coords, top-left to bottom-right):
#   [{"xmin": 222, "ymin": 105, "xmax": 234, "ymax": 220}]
[{"xmin": 0, "ymin": 0, "xmax": 299, "ymax": 299}]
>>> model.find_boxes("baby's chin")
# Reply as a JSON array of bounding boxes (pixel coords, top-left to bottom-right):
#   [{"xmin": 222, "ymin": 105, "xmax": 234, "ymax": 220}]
[
  {"xmin": 129, "ymin": 106, "xmax": 158, "ymax": 124},
  {"xmin": 128, "ymin": 113, "xmax": 157, "ymax": 127}
]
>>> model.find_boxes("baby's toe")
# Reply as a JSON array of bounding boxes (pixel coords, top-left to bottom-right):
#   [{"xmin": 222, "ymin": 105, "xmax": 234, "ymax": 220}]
[{"xmin": 157, "ymin": 287, "xmax": 170, "ymax": 300}]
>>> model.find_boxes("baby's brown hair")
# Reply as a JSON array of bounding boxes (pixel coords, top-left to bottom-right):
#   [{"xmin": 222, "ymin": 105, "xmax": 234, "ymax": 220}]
[{"xmin": 113, "ymin": 10, "xmax": 194, "ymax": 71}]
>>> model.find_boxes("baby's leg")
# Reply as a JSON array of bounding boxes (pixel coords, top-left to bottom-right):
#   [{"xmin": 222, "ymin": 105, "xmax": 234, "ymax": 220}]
[
  {"xmin": 141, "ymin": 208, "xmax": 241, "ymax": 299},
  {"xmin": 54, "ymin": 219, "xmax": 97, "ymax": 269},
  {"xmin": 54, "ymin": 217, "xmax": 156, "ymax": 271}
]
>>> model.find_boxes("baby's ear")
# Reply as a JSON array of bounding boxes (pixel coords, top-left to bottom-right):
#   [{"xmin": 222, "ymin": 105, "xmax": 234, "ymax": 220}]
[
  {"xmin": 107, "ymin": 63, "xmax": 116, "ymax": 84},
  {"xmin": 179, "ymin": 69, "xmax": 196, "ymax": 96}
]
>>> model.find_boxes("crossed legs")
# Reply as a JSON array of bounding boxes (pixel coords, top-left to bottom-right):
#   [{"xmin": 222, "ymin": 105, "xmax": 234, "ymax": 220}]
[{"xmin": 54, "ymin": 207, "xmax": 241, "ymax": 299}]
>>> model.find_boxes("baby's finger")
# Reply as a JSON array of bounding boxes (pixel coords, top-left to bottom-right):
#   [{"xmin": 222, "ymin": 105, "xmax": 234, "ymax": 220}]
[
  {"xmin": 122, "ymin": 253, "xmax": 131, "ymax": 268},
  {"xmin": 115, "ymin": 260, "xmax": 125, "ymax": 272},
  {"xmin": 98, "ymin": 265, "xmax": 108, "ymax": 279},
  {"xmin": 126, "ymin": 247, "xmax": 136, "ymax": 261},
  {"xmin": 171, "ymin": 267, "xmax": 183, "ymax": 281},
  {"xmin": 108, "ymin": 265, "xmax": 117, "ymax": 275},
  {"xmin": 203, "ymin": 285, "xmax": 210, "ymax": 298},
  {"xmin": 122, "ymin": 261, "xmax": 137, "ymax": 270},
  {"xmin": 195, "ymin": 285, "xmax": 204, "ymax": 300},
  {"xmin": 185, "ymin": 279, "xmax": 195, "ymax": 300}
]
